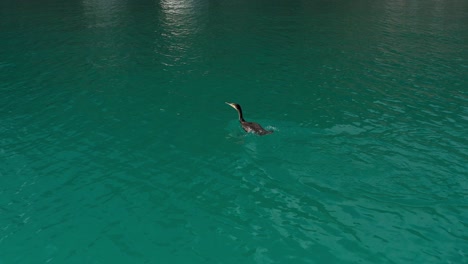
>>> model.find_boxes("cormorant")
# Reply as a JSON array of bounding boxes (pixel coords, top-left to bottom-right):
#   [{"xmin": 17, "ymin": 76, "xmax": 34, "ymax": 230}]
[{"xmin": 225, "ymin": 102, "xmax": 273, "ymax": 136}]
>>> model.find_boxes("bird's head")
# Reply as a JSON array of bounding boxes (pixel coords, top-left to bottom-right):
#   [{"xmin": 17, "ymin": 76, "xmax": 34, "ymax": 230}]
[{"xmin": 225, "ymin": 102, "xmax": 242, "ymax": 112}]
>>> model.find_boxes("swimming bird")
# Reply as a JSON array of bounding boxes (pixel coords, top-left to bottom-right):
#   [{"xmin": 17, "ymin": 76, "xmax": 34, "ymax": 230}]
[{"xmin": 225, "ymin": 102, "xmax": 273, "ymax": 136}]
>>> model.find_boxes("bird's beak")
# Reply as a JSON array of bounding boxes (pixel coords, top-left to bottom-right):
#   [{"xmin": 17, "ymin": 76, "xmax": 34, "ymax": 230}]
[{"xmin": 225, "ymin": 102, "xmax": 236, "ymax": 109}]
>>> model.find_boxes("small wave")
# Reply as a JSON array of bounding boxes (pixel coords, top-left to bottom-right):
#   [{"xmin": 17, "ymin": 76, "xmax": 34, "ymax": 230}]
[{"xmin": 265, "ymin": 125, "xmax": 278, "ymax": 132}]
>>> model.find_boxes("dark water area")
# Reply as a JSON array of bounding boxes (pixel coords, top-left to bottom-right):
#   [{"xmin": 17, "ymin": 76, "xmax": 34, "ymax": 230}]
[{"xmin": 1, "ymin": 0, "xmax": 467, "ymax": 263}]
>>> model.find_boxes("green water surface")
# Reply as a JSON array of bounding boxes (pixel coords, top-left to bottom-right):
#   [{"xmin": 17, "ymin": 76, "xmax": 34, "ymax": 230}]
[{"xmin": 1, "ymin": 0, "xmax": 467, "ymax": 263}]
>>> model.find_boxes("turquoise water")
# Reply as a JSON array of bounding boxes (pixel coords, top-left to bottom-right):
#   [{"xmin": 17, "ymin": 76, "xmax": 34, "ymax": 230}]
[{"xmin": 1, "ymin": 0, "xmax": 467, "ymax": 263}]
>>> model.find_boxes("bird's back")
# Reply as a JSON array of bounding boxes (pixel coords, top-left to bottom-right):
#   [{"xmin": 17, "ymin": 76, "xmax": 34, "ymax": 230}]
[{"xmin": 241, "ymin": 121, "xmax": 273, "ymax": 135}]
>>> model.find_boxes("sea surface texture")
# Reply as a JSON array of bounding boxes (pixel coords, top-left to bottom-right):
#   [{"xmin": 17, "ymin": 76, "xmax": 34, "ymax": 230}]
[{"xmin": 1, "ymin": 0, "xmax": 467, "ymax": 263}]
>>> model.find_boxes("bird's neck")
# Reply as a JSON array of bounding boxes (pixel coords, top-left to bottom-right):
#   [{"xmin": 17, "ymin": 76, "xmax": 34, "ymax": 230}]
[{"xmin": 237, "ymin": 109, "xmax": 245, "ymax": 122}]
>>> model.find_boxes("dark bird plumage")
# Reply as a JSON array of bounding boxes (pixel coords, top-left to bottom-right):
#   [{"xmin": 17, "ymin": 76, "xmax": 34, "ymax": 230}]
[{"xmin": 225, "ymin": 102, "xmax": 273, "ymax": 136}]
